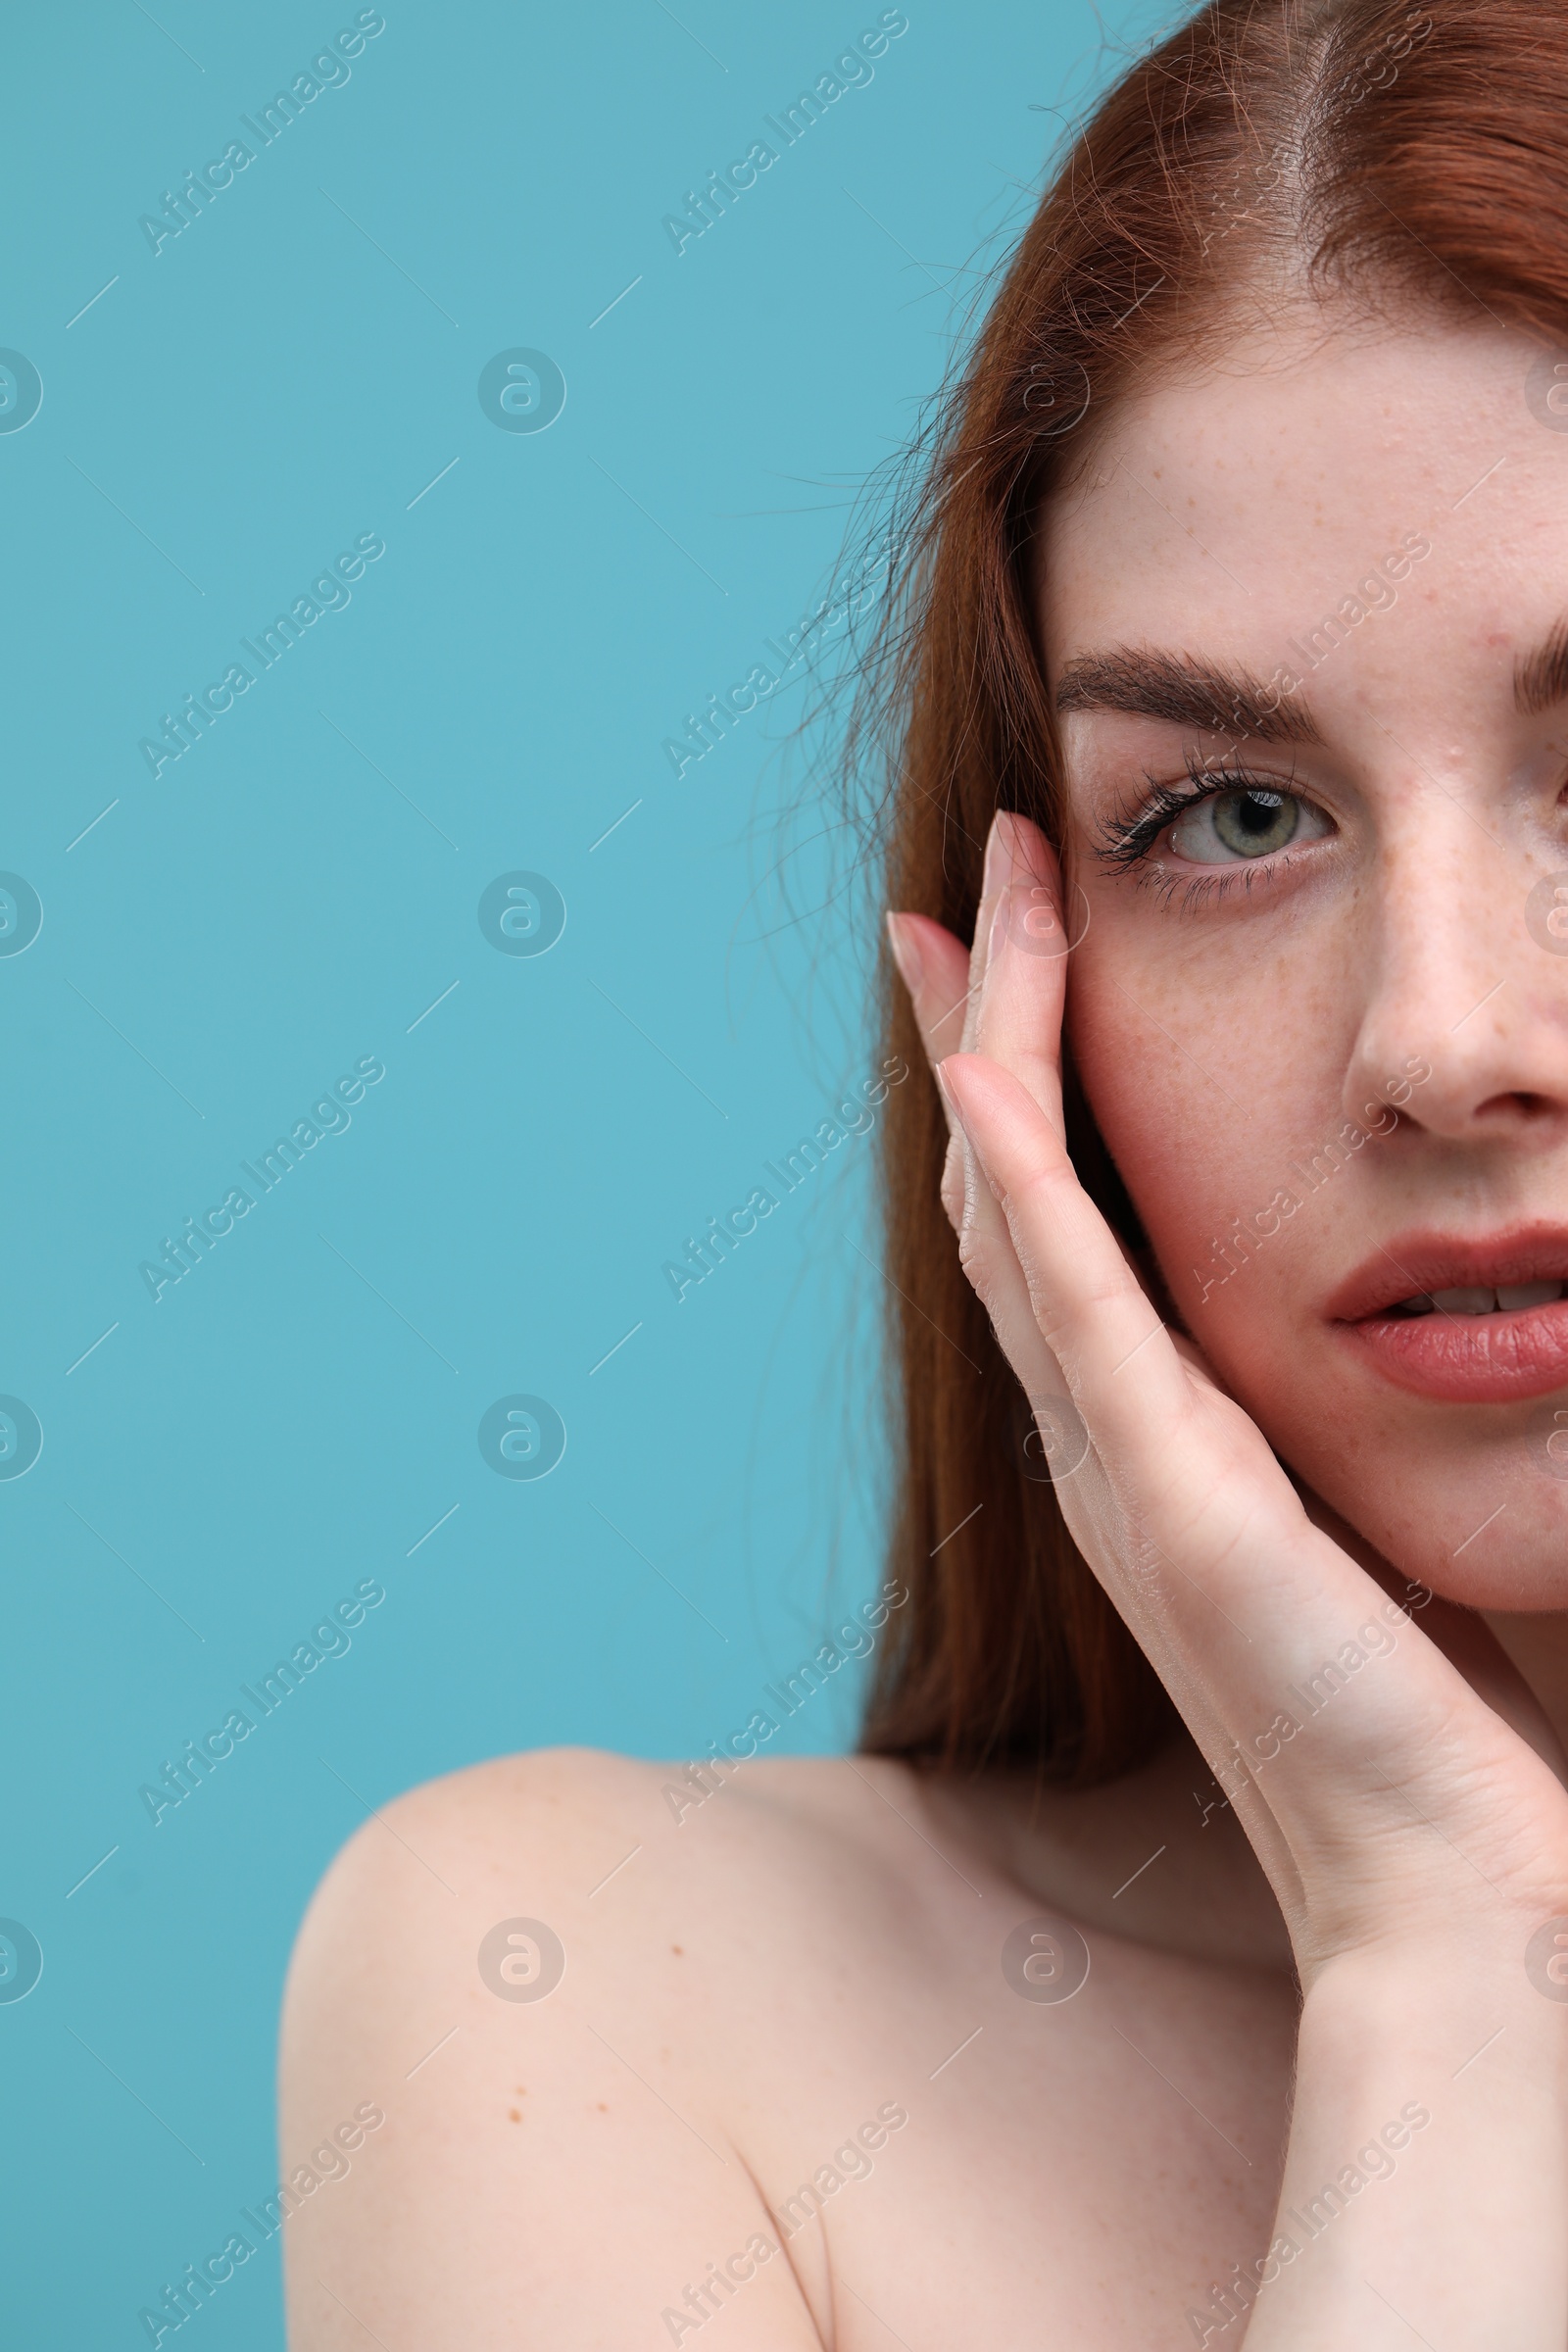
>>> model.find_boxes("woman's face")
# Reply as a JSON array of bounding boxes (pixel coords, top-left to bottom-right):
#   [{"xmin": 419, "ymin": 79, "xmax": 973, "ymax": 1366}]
[{"xmin": 1039, "ymin": 310, "xmax": 1568, "ymax": 1605}]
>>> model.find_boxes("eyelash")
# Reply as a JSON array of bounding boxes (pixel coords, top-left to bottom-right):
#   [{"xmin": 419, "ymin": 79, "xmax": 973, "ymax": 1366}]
[{"xmin": 1095, "ymin": 749, "xmax": 1316, "ymax": 901}]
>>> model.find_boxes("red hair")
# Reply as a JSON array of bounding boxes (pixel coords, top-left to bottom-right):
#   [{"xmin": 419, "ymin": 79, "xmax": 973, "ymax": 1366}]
[{"xmin": 856, "ymin": 0, "xmax": 1568, "ymax": 1779}]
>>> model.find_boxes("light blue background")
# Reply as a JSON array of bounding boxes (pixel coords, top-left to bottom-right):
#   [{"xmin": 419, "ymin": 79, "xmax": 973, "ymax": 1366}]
[{"xmin": 0, "ymin": 1, "xmax": 1171, "ymax": 2339}]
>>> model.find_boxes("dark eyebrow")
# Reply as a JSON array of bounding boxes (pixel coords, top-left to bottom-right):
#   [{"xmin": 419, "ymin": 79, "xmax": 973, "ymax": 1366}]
[
  {"xmin": 1515, "ymin": 616, "xmax": 1568, "ymax": 715},
  {"xmin": 1054, "ymin": 647, "xmax": 1322, "ymax": 744}
]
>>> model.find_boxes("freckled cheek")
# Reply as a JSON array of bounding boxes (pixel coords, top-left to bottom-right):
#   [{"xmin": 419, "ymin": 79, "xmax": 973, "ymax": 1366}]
[{"xmin": 1064, "ymin": 932, "xmax": 1331, "ymax": 1305}]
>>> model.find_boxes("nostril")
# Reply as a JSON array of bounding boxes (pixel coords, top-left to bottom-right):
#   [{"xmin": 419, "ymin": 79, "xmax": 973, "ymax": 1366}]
[{"xmin": 1473, "ymin": 1091, "xmax": 1557, "ymax": 1124}]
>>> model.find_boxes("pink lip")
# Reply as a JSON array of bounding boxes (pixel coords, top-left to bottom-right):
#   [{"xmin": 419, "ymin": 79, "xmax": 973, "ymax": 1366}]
[{"xmin": 1327, "ymin": 1226, "xmax": 1568, "ymax": 1403}]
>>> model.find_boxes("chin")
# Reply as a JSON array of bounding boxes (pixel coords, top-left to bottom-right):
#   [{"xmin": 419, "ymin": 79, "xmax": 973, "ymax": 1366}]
[{"xmin": 1250, "ymin": 1360, "xmax": 1568, "ymax": 1610}]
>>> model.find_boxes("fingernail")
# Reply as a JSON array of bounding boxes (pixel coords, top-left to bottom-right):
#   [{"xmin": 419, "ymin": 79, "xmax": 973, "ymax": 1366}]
[{"xmin": 886, "ymin": 911, "xmax": 925, "ymax": 996}]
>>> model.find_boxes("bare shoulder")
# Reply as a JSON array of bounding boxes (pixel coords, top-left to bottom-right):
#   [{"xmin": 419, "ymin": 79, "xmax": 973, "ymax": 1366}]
[
  {"xmin": 277, "ymin": 1748, "xmax": 915, "ymax": 2348},
  {"xmin": 286, "ymin": 1743, "xmax": 899, "ymax": 2001},
  {"xmin": 279, "ymin": 1746, "xmax": 1297, "ymax": 2348},
  {"xmin": 282, "ymin": 1744, "xmax": 939, "ymax": 2107},
  {"xmin": 289, "ymin": 1743, "xmax": 671, "ymax": 1954}
]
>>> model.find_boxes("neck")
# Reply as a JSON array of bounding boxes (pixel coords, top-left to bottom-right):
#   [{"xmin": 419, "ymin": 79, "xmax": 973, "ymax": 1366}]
[
  {"xmin": 1298, "ymin": 1483, "xmax": 1568, "ymax": 1781},
  {"xmin": 921, "ymin": 1739, "xmax": 1296, "ymax": 1971},
  {"xmin": 922, "ymin": 1491, "xmax": 1568, "ymax": 1975}
]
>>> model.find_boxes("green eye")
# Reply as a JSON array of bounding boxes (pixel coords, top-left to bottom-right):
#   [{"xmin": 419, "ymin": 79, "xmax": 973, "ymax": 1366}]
[{"xmin": 1170, "ymin": 786, "xmax": 1321, "ymax": 863}]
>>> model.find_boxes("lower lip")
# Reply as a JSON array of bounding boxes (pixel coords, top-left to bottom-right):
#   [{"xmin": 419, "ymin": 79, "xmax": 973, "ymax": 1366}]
[{"xmin": 1338, "ymin": 1297, "xmax": 1568, "ymax": 1401}]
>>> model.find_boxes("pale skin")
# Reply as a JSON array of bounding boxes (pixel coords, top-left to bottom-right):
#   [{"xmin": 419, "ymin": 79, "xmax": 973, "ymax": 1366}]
[{"xmin": 280, "ymin": 308, "xmax": 1568, "ymax": 2347}]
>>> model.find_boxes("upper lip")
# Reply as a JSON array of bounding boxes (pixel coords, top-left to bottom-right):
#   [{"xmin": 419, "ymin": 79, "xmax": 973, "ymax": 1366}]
[{"xmin": 1325, "ymin": 1226, "xmax": 1568, "ymax": 1322}]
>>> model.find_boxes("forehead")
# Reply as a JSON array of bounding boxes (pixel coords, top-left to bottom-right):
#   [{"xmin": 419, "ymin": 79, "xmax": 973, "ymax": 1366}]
[{"xmin": 1035, "ymin": 315, "xmax": 1568, "ymax": 713}]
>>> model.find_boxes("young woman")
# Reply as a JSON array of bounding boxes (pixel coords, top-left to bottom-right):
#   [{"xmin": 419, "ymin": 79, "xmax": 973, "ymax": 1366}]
[{"xmin": 280, "ymin": 1, "xmax": 1568, "ymax": 2340}]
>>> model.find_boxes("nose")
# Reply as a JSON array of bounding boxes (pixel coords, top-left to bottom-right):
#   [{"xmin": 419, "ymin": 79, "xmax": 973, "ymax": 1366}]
[{"xmin": 1344, "ymin": 808, "xmax": 1568, "ymax": 1145}]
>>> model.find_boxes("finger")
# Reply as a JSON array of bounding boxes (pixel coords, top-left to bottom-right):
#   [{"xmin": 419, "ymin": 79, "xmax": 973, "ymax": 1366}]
[
  {"xmin": 937, "ymin": 1048, "xmax": 1460, "ymax": 1683},
  {"xmin": 888, "ymin": 907, "xmax": 1067, "ymax": 1399},
  {"xmin": 936, "ymin": 1050, "xmax": 1369, "ymax": 1683},
  {"xmin": 973, "ymin": 812, "xmax": 1160, "ymax": 1297},
  {"xmin": 956, "ymin": 814, "xmax": 1015, "ymax": 1057},
  {"xmin": 972, "ymin": 812, "xmax": 1069, "ymax": 1139},
  {"xmin": 931, "ymin": 1053, "xmax": 1329, "ymax": 1826},
  {"xmin": 937, "ymin": 1048, "xmax": 1200, "ymax": 1455},
  {"xmin": 893, "ymin": 808, "xmax": 1027, "ymax": 1208},
  {"xmin": 887, "ymin": 910, "xmax": 981, "ymax": 1229},
  {"xmin": 940, "ymin": 1046, "xmax": 1531, "ymax": 1944},
  {"xmin": 887, "ymin": 805, "xmax": 1031, "ymax": 1093},
  {"xmin": 886, "ymin": 911, "xmax": 970, "ymax": 1071}
]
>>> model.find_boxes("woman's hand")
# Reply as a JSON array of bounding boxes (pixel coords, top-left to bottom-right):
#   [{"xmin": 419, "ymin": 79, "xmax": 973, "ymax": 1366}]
[
  {"xmin": 888, "ymin": 809, "xmax": 1568, "ymax": 1977},
  {"xmin": 892, "ymin": 809, "xmax": 1568, "ymax": 2343}
]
